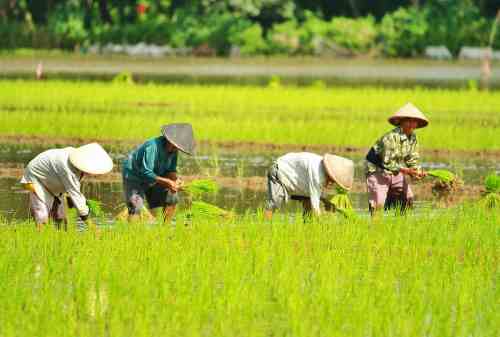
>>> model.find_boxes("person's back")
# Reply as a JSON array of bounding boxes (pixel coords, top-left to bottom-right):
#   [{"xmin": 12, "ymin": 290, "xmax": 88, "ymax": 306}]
[{"xmin": 276, "ymin": 152, "xmax": 325, "ymax": 197}]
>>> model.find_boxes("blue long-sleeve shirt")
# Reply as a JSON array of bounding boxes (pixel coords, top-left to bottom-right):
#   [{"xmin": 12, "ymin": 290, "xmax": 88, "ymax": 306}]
[{"xmin": 122, "ymin": 137, "xmax": 177, "ymax": 186}]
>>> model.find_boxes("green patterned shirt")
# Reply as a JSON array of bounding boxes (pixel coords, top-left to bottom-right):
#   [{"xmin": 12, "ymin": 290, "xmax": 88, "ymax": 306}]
[{"xmin": 365, "ymin": 127, "xmax": 421, "ymax": 175}]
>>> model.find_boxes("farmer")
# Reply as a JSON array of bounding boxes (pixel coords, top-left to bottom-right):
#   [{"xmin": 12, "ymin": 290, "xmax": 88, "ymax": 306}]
[
  {"xmin": 365, "ymin": 102, "xmax": 429, "ymax": 215},
  {"xmin": 20, "ymin": 143, "xmax": 113, "ymax": 230},
  {"xmin": 264, "ymin": 152, "xmax": 354, "ymax": 219},
  {"xmin": 122, "ymin": 123, "xmax": 195, "ymax": 223}
]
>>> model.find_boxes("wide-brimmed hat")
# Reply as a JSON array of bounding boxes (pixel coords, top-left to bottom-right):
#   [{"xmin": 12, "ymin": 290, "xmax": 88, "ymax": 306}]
[
  {"xmin": 322, "ymin": 154, "xmax": 354, "ymax": 191},
  {"xmin": 69, "ymin": 143, "xmax": 113, "ymax": 175},
  {"xmin": 388, "ymin": 102, "xmax": 429, "ymax": 128},
  {"xmin": 161, "ymin": 123, "xmax": 195, "ymax": 155}
]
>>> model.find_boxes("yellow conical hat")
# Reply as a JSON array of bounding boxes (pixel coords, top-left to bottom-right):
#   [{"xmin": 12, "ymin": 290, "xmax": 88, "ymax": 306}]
[
  {"xmin": 322, "ymin": 154, "xmax": 354, "ymax": 191},
  {"xmin": 69, "ymin": 143, "xmax": 113, "ymax": 175},
  {"xmin": 388, "ymin": 102, "xmax": 429, "ymax": 128}
]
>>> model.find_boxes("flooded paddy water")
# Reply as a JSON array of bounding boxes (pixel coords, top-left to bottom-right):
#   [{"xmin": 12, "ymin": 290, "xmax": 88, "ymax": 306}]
[{"xmin": 0, "ymin": 143, "xmax": 497, "ymax": 222}]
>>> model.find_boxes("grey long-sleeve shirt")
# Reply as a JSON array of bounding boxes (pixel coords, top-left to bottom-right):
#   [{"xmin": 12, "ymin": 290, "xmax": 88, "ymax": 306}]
[{"xmin": 20, "ymin": 148, "xmax": 89, "ymax": 217}]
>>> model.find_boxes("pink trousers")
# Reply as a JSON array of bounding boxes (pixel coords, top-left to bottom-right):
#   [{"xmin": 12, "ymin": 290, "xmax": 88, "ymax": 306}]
[{"xmin": 366, "ymin": 172, "xmax": 414, "ymax": 209}]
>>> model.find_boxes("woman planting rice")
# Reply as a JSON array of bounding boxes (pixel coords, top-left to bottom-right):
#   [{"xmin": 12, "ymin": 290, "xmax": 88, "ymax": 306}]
[
  {"xmin": 264, "ymin": 152, "xmax": 354, "ymax": 219},
  {"xmin": 122, "ymin": 123, "xmax": 195, "ymax": 224},
  {"xmin": 20, "ymin": 143, "xmax": 113, "ymax": 230},
  {"xmin": 365, "ymin": 103, "xmax": 429, "ymax": 215}
]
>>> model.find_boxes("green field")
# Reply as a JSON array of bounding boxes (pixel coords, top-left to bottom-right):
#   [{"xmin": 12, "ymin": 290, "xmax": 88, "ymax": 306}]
[
  {"xmin": 1, "ymin": 80, "xmax": 499, "ymax": 151},
  {"xmin": 0, "ymin": 206, "xmax": 497, "ymax": 336}
]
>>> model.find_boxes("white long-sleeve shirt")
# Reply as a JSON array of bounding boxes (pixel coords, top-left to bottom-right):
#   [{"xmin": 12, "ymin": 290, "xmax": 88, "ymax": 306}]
[
  {"xmin": 20, "ymin": 148, "xmax": 89, "ymax": 217},
  {"xmin": 276, "ymin": 152, "xmax": 327, "ymax": 213}
]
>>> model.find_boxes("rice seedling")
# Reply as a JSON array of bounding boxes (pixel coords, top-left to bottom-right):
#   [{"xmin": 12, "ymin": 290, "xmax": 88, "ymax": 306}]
[
  {"xmin": 182, "ymin": 179, "xmax": 219, "ymax": 198},
  {"xmin": 328, "ymin": 186, "xmax": 355, "ymax": 218},
  {"xmin": 87, "ymin": 199, "xmax": 104, "ymax": 217},
  {"xmin": 480, "ymin": 173, "xmax": 500, "ymax": 208},
  {"xmin": 189, "ymin": 200, "xmax": 234, "ymax": 219},
  {"xmin": 426, "ymin": 169, "xmax": 463, "ymax": 205}
]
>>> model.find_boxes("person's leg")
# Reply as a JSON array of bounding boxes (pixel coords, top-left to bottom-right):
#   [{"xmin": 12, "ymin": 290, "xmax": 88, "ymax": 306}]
[
  {"xmin": 123, "ymin": 179, "xmax": 147, "ymax": 223},
  {"xmin": 301, "ymin": 198, "xmax": 312, "ymax": 219},
  {"xmin": 52, "ymin": 197, "xmax": 67, "ymax": 230},
  {"xmin": 146, "ymin": 185, "xmax": 178, "ymax": 224},
  {"xmin": 28, "ymin": 192, "xmax": 50, "ymax": 231},
  {"xmin": 367, "ymin": 172, "xmax": 390, "ymax": 217},
  {"xmin": 264, "ymin": 168, "xmax": 287, "ymax": 220}
]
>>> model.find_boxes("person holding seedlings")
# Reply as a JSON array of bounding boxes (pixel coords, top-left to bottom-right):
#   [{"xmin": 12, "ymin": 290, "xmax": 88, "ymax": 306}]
[
  {"xmin": 365, "ymin": 102, "xmax": 428, "ymax": 215},
  {"xmin": 264, "ymin": 152, "xmax": 354, "ymax": 219},
  {"xmin": 20, "ymin": 143, "xmax": 113, "ymax": 230},
  {"xmin": 122, "ymin": 123, "xmax": 195, "ymax": 223}
]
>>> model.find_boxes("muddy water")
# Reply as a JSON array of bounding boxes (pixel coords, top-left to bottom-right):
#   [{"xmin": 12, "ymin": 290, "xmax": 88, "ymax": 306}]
[{"xmin": 0, "ymin": 144, "xmax": 498, "ymax": 221}]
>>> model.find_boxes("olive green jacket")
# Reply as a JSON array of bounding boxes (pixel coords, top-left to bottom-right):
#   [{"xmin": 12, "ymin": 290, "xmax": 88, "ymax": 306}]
[{"xmin": 365, "ymin": 127, "xmax": 421, "ymax": 176}]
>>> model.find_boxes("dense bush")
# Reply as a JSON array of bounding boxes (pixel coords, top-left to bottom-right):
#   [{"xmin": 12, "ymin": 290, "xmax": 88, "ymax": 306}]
[
  {"xmin": 379, "ymin": 7, "xmax": 428, "ymax": 57},
  {"xmin": 424, "ymin": 0, "xmax": 489, "ymax": 56},
  {"xmin": 326, "ymin": 16, "xmax": 377, "ymax": 54},
  {"xmin": 1, "ymin": 1, "xmax": 499, "ymax": 58}
]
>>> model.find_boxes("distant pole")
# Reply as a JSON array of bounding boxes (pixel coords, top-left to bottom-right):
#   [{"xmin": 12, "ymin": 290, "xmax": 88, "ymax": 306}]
[{"xmin": 481, "ymin": 10, "xmax": 500, "ymax": 90}]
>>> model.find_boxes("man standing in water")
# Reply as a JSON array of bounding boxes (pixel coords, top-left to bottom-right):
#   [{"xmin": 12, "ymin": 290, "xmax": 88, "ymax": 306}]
[
  {"xmin": 122, "ymin": 123, "xmax": 195, "ymax": 223},
  {"xmin": 264, "ymin": 152, "xmax": 354, "ymax": 219},
  {"xmin": 365, "ymin": 102, "xmax": 429, "ymax": 215},
  {"xmin": 20, "ymin": 143, "xmax": 113, "ymax": 230}
]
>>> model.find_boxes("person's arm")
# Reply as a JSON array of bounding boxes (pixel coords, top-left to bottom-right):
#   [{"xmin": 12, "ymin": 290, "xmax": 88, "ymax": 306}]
[
  {"xmin": 404, "ymin": 138, "xmax": 426, "ymax": 178},
  {"xmin": 306, "ymin": 161, "xmax": 322, "ymax": 215},
  {"xmin": 379, "ymin": 134, "xmax": 402, "ymax": 174}
]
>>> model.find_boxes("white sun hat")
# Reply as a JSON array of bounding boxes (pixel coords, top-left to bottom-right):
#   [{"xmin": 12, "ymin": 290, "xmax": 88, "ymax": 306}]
[
  {"xmin": 322, "ymin": 154, "xmax": 354, "ymax": 191},
  {"xmin": 161, "ymin": 123, "xmax": 195, "ymax": 155},
  {"xmin": 69, "ymin": 143, "xmax": 113, "ymax": 175},
  {"xmin": 388, "ymin": 102, "xmax": 429, "ymax": 128}
]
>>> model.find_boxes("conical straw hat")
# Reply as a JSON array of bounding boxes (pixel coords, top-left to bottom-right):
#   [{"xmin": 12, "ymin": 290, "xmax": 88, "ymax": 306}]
[
  {"xmin": 322, "ymin": 154, "xmax": 354, "ymax": 191},
  {"xmin": 161, "ymin": 123, "xmax": 195, "ymax": 155},
  {"xmin": 388, "ymin": 102, "xmax": 429, "ymax": 128},
  {"xmin": 69, "ymin": 143, "xmax": 113, "ymax": 175}
]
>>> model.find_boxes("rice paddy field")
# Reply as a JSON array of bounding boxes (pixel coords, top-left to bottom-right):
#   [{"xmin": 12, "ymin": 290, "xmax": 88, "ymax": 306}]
[
  {"xmin": 0, "ymin": 80, "xmax": 499, "ymax": 150},
  {"xmin": 0, "ymin": 205, "xmax": 498, "ymax": 337},
  {"xmin": 0, "ymin": 78, "xmax": 499, "ymax": 336}
]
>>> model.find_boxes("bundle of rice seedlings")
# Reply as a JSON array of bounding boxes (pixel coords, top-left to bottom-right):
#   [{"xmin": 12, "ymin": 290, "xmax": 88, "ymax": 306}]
[
  {"xmin": 183, "ymin": 179, "xmax": 219, "ymax": 198},
  {"xmin": 480, "ymin": 173, "xmax": 500, "ymax": 209},
  {"xmin": 427, "ymin": 169, "xmax": 463, "ymax": 201},
  {"xmin": 329, "ymin": 187, "xmax": 355, "ymax": 219},
  {"xmin": 87, "ymin": 199, "xmax": 104, "ymax": 217},
  {"xmin": 484, "ymin": 173, "xmax": 500, "ymax": 194},
  {"xmin": 189, "ymin": 201, "xmax": 234, "ymax": 219}
]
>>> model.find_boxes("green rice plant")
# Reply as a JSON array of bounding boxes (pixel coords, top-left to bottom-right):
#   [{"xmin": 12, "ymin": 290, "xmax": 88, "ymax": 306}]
[
  {"xmin": 0, "ymin": 80, "xmax": 499, "ymax": 151},
  {"xmin": 329, "ymin": 186, "xmax": 355, "ymax": 218},
  {"xmin": 427, "ymin": 169, "xmax": 456, "ymax": 183},
  {"xmin": 426, "ymin": 169, "xmax": 463, "ymax": 204},
  {"xmin": 183, "ymin": 179, "xmax": 219, "ymax": 198},
  {"xmin": 484, "ymin": 173, "xmax": 500, "ymax": 193},
  {"xmin": 189, "ymin": 200, "xmax": 233, "ymax": 219},
  {"xmin": 0, "ymin": 205, "xmax": 497, "ymax": 337},
  {"xmin": 87, "ymin": 199, "xmax": 104, "ymax": 217}
]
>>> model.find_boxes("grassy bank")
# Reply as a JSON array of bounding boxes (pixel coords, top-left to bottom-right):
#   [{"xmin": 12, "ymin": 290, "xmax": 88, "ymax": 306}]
[
  {"xmin": 0, "ymin": 206, "xmax": 497, "ymax": 336},
  {"xmin": 0, "ymin": 80, "xmax": 499, "ymax": 151}
]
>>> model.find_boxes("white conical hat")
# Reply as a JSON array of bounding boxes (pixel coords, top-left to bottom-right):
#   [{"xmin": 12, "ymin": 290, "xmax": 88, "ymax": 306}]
[
  {"xmin": 69, "ymin": 143, "xmax": 113, "ymax": 175},
  {"xmin": 161, "ymin": 123, "xmax": 195, "ymax": 155},
  {"xmin": 388, "ymin": 102, "xmax": 429, "ymax": 128},
  {"xmin": 322, "ymin": 154, "xmax": 354, "ymax": 191}
]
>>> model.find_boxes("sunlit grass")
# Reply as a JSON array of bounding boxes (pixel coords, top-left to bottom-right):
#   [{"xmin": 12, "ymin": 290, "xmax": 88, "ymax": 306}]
[
  {"xmin": 0, "ymin": 80, "xmax": 499, "ymax": 150},
  {"xmin": 0, "ymin": 205, "xmax": 498, "ymax": 336}
]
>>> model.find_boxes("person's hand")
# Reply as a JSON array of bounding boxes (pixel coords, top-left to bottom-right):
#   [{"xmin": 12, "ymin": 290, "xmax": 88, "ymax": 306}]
[
  {"xmin": 400, "ymin": 167, "xmax": 418, "ymax": 177},
  {"xmin": 415, "ymin": 170, "xmax": 427, "ymax": 180},
  {"xmin": 157, "ymin": 177, "xmax": 179, "ymax": 193}
]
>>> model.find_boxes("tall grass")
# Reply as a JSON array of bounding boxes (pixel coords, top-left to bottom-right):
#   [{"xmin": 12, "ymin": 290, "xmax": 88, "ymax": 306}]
[
  {"xmin": 0, "ymin": 80, "xmax": 499, "ymax": 150},
  {"xmin": 0, "ymin": 205, "xmax": 497, "ymax": 336}
]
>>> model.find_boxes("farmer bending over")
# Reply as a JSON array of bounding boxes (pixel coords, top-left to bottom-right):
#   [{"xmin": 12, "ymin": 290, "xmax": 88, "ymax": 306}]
[
  {"xmin": 122, "ymin": 123, "xmax": 195, "ymax": 223},
  {"xmin": 264, "ymin": 152, "xmax": 354, "ymax": 219},
  {"xmin": 365, "ymin": 102, "xmax": 428, "ymax": 215},
  {"xmin": 20, "ymin": 143, "xmax": 113, "ymax": 231}
]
